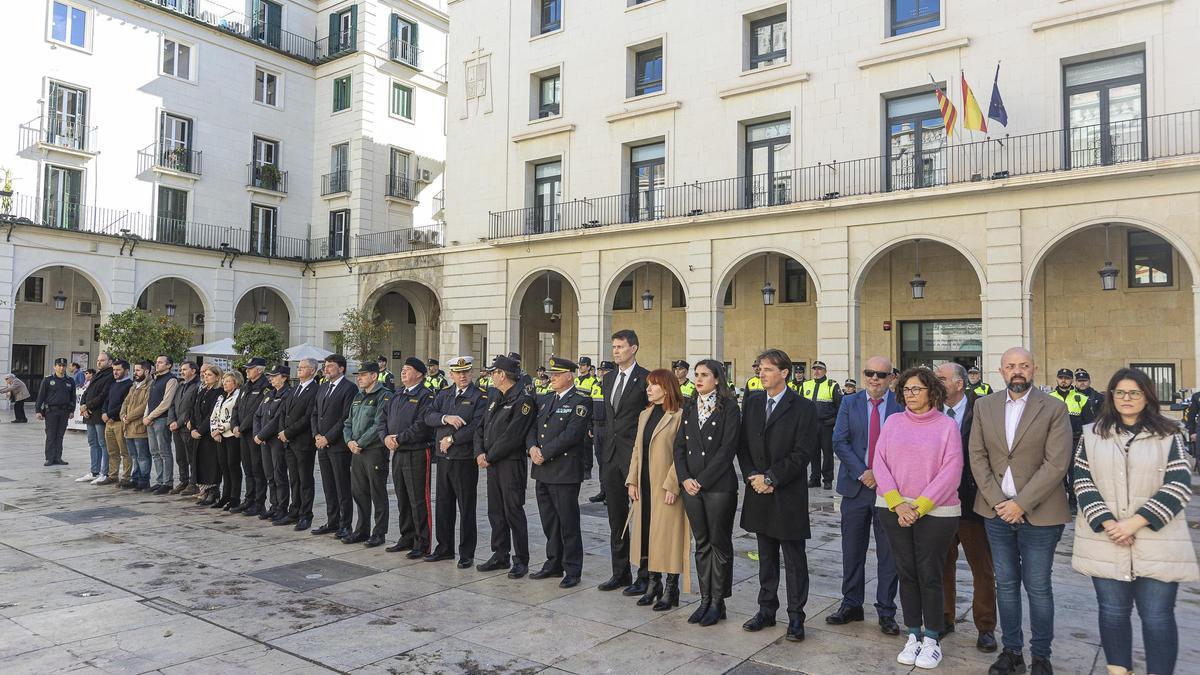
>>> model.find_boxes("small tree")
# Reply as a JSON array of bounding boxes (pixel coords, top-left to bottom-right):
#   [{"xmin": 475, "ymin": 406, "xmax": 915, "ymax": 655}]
[
  {"xmin": 97, "ymin": 308, "xmax": 193, "ymax": 364},
  {"xmin": 232, "ymin": 322, "xmax": 287, "ymax": 370},
  {"xmin": 336, "ymin": 307, "xmax": 393, "ymax": 362}
]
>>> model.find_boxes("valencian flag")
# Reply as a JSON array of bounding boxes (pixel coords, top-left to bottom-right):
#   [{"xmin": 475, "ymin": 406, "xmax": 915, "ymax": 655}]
[
  {"xmin": 988, "ymin": 62, "xmax": 1008, "ymax": 127},
  {"xmin": 961, "ymin": 71, "xmax": 987, "ymax": 132},
  {"xmin": 929, "ymin": 75, "xmax": 958, "ymax": 138}
]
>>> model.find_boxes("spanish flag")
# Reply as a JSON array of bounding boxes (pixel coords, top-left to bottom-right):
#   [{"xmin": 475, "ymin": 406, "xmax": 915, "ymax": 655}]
[
  {"xmin": 960, "ymin": 71, "xmax": 988, "ymax": 133},
  {"xmin": 930, "ymin": 77, "xmax": 957, "ymax": 138}
]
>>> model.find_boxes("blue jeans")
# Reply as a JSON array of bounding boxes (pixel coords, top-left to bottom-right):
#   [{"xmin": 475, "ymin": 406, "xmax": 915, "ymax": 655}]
[
  {"xmin": 984, "ymin": 517, "xmax": 1064, "ymax": 658},
  {"xmin": 146, "ymin": 419, "xmax": 173, "ymax": 486},
  {"xmin": 85, "ymin": 423, "xmax": 108, "ymax": 476},
  {"xmin": 127, "ymin": 437, "xmax": 151, "ymax": 487},
  {"xmin": 1093, "ymin": 576, "xmax": 1179, "ymax": 674}
]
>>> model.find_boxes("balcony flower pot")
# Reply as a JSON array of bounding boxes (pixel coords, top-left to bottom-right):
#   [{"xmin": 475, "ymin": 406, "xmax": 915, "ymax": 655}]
[{"xmin": 258, "ymin": 164, "xmax": 282, "ymax": 190}]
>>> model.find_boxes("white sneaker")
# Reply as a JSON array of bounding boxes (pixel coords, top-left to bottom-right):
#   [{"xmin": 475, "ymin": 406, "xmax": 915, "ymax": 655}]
[
  {"xmin": 91, "ymin": 475, "xmax": 108, "ymax": 485},
  {"xmin": 74, "ymin": 473, "xmax": 96, "ymax": 482},
  {"xmin": 897, "ymin": 634, "xmax": 922, "ymax": 665},
  {"xmin": 915, "ymin": 636, "xmax": 942, "ymax": 669}
]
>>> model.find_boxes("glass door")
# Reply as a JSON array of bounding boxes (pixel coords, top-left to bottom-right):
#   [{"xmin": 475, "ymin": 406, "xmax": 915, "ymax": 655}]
[
  {"xmin": 1064, "ymin": 53, "xmax": 1146, "ymax": 168},
  {"xmin": 898, "ymin": 319, "xmax": 983, "ymax": 369},
  {"xmin": 329, "ymin": 210, "xmax": 349, "ymax": 257},
  {"xmin": 252, "ymin": 136, "xmax": 279, "ymax": 189},
  {"xmin": 156, "ymin": 186, "xmax": 187, "ymax": 244},
  {"xmin": 886, "ymin": 92, "xmax": 945, "ymax": 190},
  {"xmin": 47, "ymin": 82, "xmax": 87, "ymax": 150},
  {"xmin": 10, "ymin": 344, "xmax": 45, "ymax": 399},
  {"xmin": 250, "ymin": 205, "xmax": 277, "ymax": 256},
  {"xmin": 159, "ymin": 113, "xmax": 192, "ymax": 172},
  {"xmin": 533, "ymin": 161, "xmax": 561, "ymax": 233},
  {"xmin": 629, "ymin": 142, "xmax": 665, "ymax": 222},
  {"xmin": 330, "ymin": 143, "xmax": 349, "ymax": 192},
  {"xmin": 745, "ymin": 119, "xmax": 792, "ymax": 207},
  {"xmin": 389, "ymin": 149, "xmax": 410, "ymax": 199},
  {"xmin": 253, "ymin": 0, "xmax": 282, "ymax": 48},
  {"xmin": 43, "ymin": 165, "xmax": 82, "ymax": 229}
]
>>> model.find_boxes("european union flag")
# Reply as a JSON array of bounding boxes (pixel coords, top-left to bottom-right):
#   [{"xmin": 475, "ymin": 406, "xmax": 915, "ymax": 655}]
[{"xmin": 988, "ymin": 62, "xmax": 1008, "ymax": 127}]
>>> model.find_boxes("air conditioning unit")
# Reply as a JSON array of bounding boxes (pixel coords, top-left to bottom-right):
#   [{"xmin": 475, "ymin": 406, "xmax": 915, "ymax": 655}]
[
  {"xmin": 407, "ymin": 229, "xmax": 424, "ymax": 243},
  {"xmin": 419, "ymin": 169, "xmax": 432, "ymax": 182},
  {"xmin": 424, "ymin": 229, "xmax": 441, "ymax": 245},
  {"xmin": 75, "ymin": 300, "xmax": 97, "ymax": 316},
  {"xmin": 191, "ymin": 312, "xmax": 205, "ymax": 326}
]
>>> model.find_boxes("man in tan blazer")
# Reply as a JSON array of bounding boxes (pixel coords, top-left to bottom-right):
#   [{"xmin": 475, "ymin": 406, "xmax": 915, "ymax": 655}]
[{"xmin": 968, "ymin": 347, "xmax": 1072, "ymax": 675}]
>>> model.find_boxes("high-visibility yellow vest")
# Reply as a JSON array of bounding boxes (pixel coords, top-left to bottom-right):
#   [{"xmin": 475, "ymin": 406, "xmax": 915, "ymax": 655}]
[
  {"xmin": 745, "ymin": 376, "xmax": 763, "ymax": 391},
  {"xmin": 972, "ymin": 382, "xmax": 993, "ymax": 397},
  {"xmin": 1050, "ymin": 388, "xmax": 1087, "ymax": 415},
  {"xmin": 787, "ymin": 380, "xmax": 799, "ymax": 392},
  {"xmin": 476, "ymin": 374, "xmax": 493, "ymax": 390},
  {"xmin": 535, "ymin": 379, "xmax": 552, "ymax": 395},
  {"xmin": 425, "ymin": 373, "xmax": 447, "ymax": 390},
  {"xmin": 575, "ymin": 373, "xmax": 598, "ymax": 392},
  {"xmin": 801, "ymin": 379, "xmax": 837, "ymax": 402},
  {"xmin": 680, "ymin": 380, "xmax": 697, "ymax": 398},
  {"xmin": 589, "ymin": 381, "xmax": 604, "ymax": 401}
]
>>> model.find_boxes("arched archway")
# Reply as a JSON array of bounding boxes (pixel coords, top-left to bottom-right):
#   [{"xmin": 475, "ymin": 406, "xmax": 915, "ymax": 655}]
[
  {"xmin": 10, "ymin": 265, "xmax": 105, "ymax": 393},
  {"xmin": 600, "ymin": 261, "xmax": 688, "ymax": 370},
  {"xmin": 510, "ymin": 269, "xmax": 580, "ymax": 369},
  {"xmin": 1029, "ymin": 222, "xmax": 1196, "ymax": 396},
  {"xmin": 853, "ymin": 237, "xmax": 985, "ymax": 372},
  {"xmin": 363, "ymin": 280, "xmax": 441, "ymax": 363},
  {"xmin": 235, "ymin": 287, "xmax": 292, "ymax": 346},
  {"xmin": 136, "ymin": 276, "xmax": 210, "ymax": 344},
  {"xmin": 712, "ymin": 251, "xmax": 819, "ymax": 387}
]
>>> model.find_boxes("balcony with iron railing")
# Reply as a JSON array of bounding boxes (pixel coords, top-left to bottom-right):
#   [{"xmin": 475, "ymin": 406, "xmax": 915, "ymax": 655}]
[
  {"xmin": 489, "ymin": 109, "xmax": 1200, "ymax": 240},
  {"xmin": 317, "ymin": 29, "xmax": 356, "ymax": 62},
  {"xmin": 386, "ymin": 38, "xmax": 421, "ymax": 69},
  {"xmin": 139, "ymin": 142, "xmax": 203, "ymax": 176},
  {"xmin": 18, "ymin": 115, "xmax": 98, "ymax": 156},
  {"xmin": 385, "ymin": 174, "xmax": 418, "ymax": 201},
  {"xmin": 354, "ymin": 225, "xmax": 443, "ymax": 257},
  {"xmin": 321, "ymin": 170, "xmax": 350, "ymax": 195},
  {"xmin": 247, "ymin": 162, "xmax": 288, "ymax": 193}
]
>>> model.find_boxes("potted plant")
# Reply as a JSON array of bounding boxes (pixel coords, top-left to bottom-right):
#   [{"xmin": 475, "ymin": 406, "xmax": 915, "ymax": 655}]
[{"xmin": 258, "ymin": 163, "xmax": 282, "ymax": 190}]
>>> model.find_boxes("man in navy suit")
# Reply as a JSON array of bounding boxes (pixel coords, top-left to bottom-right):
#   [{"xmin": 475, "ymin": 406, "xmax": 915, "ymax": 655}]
[{"xmin": 828, "ymin": 355, "xmax": 902, "ymax": 635}]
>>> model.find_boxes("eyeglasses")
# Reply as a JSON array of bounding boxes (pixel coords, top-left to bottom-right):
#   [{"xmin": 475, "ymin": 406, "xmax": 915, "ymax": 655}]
[
  {"xmin": 863, "ymin": 369, "xmax": 889, "ymax": 379},
  {"xmin": 901, "ymin": 386, "xmax": 928, "ymax": 396},
  {"xmin": 1111, "ymin": 389, "xmax": 1144, "ymax": 400}
]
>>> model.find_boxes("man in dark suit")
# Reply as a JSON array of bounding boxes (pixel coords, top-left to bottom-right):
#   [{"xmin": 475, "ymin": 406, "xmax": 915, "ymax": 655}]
[
  {"xmin": 936, "ymin": 362, "xmax": 997, "ymax": 652},
  {"xmin": 527, "ymin": 357, "xmax": 592, "ymax": 589},
  {"xmin": 275, "ymin": 358, "xmax": 319, "ymax": 530},
  {"xmin": 737, "ymin": 348, "xmax": 817, "ymax": 642},
  {"xmin": 596, "ymin": 329, "xmax": 650, "ymax": 594},
  {"xmin": 311, "ymin": 354, "xmax": 358, "ymax": 538},
  {"xmin": 828, "ymin": 356, "xmax": 903, "ymax": 635}
]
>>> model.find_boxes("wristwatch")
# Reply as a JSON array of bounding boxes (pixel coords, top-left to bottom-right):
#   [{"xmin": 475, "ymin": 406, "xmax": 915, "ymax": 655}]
[{"xmin": 762, "ymin": 475, "xmax": 775, "ymax": 488}]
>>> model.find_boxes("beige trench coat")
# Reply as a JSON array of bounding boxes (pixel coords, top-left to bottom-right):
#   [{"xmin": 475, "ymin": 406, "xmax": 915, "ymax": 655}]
[{"xmin": 626, "ymin": 406, "xmax": 691, "ymax": 592}]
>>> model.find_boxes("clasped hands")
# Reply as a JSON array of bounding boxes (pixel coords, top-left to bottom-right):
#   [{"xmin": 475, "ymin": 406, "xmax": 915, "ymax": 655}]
[
  {"xmin": 1102, "ymin": 515, "xmax": 1148, "ymax": 547},
  {"xmin": 627, "ymin": 483, "xmax": 678, "ymax": 505},
  {"xmin": 748, "ymin": 473, "xmax": 774, "ymax": 495}
]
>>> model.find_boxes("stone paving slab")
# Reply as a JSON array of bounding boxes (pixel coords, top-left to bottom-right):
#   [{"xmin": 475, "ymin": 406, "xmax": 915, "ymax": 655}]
[
  {"xmin": 45, "ymin": 505, "xmax": 145, "ymax": 525},
  {"xmin": 248, "ymin": 557, "xmax": 382, "ymax": 592}
]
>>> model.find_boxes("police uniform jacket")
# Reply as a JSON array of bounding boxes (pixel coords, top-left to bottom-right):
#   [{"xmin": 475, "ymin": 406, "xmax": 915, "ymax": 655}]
[
  {"xmin": 81, "ymin": 366, "xmax": 113, "ymax": 424},
  {"xmin": 36, "ymin": 373, "xmax": 75, "ymax": 412},
  {"xmin": 378, "ymin": 384, "xmax": 435, "ymax": 452},
  {"xmin": 423, "ymin": 382, "xmax": 487, "ymax": 460},
  {"xmin": 737, "ymin": 389, "xmax": 817, "ymax": 541},
  {"xmin": 526, "ymin": 388, "xmax": 592, "ymax": 484},
  {"xmin": 345, "ymin": 385, "xmax": 391, "ymax": 452},
  {"xmin": 803, "ymin": 376, "xmax": 843, "ymax": 424},
  {"xmin": 672, "ymin": 396, "xmax": 742, "ymax": 494},
  {"xmin": 281, "ymin": 378, "xmax": 319, "ymax": 452},
  {"xmin": 378, "ymin": 370, "xmax": 396, "ymax": 392},
  {"xmin": 253, "ymin": 385, "xmax": 291, "ymax": 442},
  {"xmin": 474, "ymin": 384, "xmax": 536, "ymax": 464},
  {"xmin": 232, "ymin": 375, "xmax": 270, "ymax": 435}
]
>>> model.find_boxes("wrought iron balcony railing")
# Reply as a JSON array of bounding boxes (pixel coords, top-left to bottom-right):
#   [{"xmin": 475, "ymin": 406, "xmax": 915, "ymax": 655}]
[
  {"xmin": 321, "ymin": 170, "xmax": 351, "ymax": 195},
  {"xmin": 386, "ymin": 174, "xmax": 418, "ymax": 200},
  {"xmin": 247, "ymin": 162, "xmax": 288, "ymax": 193},
  {"xmin": 354, "ymin": 226, "xmax": 442, "ymax": 257},
  {"xmin": 19, "ymin": 115, "xmax": 98, "ymax": 154},
  {"xmin": 139, "ymin": 142, "xmax": 203, "ymax": 175},
  {"xmin": 489, "ymin": 109, "xmax": 1200, "ymax": 239},
  {"xmin": 386, "ymin": 38, "xmax": 421, "ymax": 68}
]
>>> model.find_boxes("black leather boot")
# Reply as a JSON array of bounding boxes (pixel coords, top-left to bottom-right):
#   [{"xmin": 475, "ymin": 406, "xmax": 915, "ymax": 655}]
[
  {"xmin": 653, "ymin": 574, "xmax": 680, "ymax": 611},
  {"xmin": 636, "ymin": 573, "xmax": 663, "ymax": 606},
  {"xmin": 699, "ymin": 599, "xmax": 726, "ymax": 627},
  {"xmin": 688, "ymin": 596, "xmax": 710, "ymax": 624}
]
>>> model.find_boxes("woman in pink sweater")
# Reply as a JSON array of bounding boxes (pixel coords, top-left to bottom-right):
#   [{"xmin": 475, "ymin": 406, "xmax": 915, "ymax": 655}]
[{"xmin": 873, "ymin": 366, "xmax": 964, "ymax": 670}]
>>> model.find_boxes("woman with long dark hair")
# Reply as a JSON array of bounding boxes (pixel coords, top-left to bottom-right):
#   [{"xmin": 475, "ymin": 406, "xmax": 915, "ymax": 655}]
[
  {"xmin": 1072, "ymin": 368, "xmax": 1195, "ymax": 675},
  {"xmin": 626, "ymin": 368, "xmax": 689, "ymax": 610},
  {"xmin": 189, "ymin": 364, "xmax": 224, "ymax": 505},
  {"xmin": 673, "ymin": 359, "xmax": 740, "ymax": 626}
]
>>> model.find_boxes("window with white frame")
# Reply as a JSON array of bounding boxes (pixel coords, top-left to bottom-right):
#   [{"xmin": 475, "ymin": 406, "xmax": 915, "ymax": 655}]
[
  {"xmin": 255, "ymin": 67, "xmax": 278, "ymax": 106},
  {"xmin": 161, "ymin": 38, "xmax": 193, "ymax": 80},
  {"xmin": 49, "ymin": 1, "xmax": 89, "ymax": 49},
  {"xmin": 250, "ymin": 204, "xmax": 278, "ymax": 256}
]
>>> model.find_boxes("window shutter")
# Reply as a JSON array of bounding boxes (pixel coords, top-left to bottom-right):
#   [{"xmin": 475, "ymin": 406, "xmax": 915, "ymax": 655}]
[
  {"xmin": 389, "ymin": 14, "xmax": 398, "ymax": 59},
  {"xmin": 349, "ymin": 5, "xmax": 358, "ymax": 49},
  {"xmin": 329, "ymin": 12, "xmax": 339, "ymax": 50},
  {"xmin": 410, "ymin": 20, "xmax": 418, "ymax": 49}
]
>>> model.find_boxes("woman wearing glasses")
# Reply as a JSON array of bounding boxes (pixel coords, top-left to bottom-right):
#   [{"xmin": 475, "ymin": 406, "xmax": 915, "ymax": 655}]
[
  {"xmin": 1071, "ymin": 368, "xmax": 1195, "ymax": 675},
  {"xmin": 872, "ymin": 367, "xmax": 964, "ymax": 669}
]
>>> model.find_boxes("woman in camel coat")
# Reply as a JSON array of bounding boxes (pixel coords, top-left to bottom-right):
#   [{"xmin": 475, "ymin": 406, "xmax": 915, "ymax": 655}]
[{"xmin": 627, "ymin": 368, "xmax": 690, "ymax": 610}]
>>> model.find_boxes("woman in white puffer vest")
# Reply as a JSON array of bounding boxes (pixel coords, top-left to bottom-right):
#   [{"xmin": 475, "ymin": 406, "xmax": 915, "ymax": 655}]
[{"xmin": 1071, "ymin": 367, "xmax": 1196, "ymax": 675}]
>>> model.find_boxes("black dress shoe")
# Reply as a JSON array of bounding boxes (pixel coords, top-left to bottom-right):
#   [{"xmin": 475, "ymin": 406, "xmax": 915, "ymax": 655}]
[
  {"xmin": 456, "ymin": 558, "xmax": 473, "ymax": 569},
  {"xmin": 405, "ymin": 549, "xmax": 424, "ymax": 560},
  {"xmin": 622, "ymin": 578, "xmax": 649, "ymax": 597},
  {"xmin": 476, "ymin": 556, "xmax": 510, "ymax": 572},
  {"xmin": 54, "ymin": 460, "xmax": 69, "ymax": 466},
  {"xmin": 977, "ymin": 630, "xmax": 998, "ymax": 653},
  {"xmin": 258, "ymin": 509, "xmax": 276, "ymax": 521},
  {"xmin": 806, "ymin": 478, "xmax": 821, "ymax": 488},
  {"xmin": 879, "ymin": 615, "xmax": 900, "ymax": 635},
  {"xmin": 385, "ymin": 541, "xmax": 409, "ymax": 553},
  {"xmin": 822, "ymin": 481, "xmax": 832, "ymax": 490},
  {"xmin": 559, "ymin": 575, "xmax": 580, "ymax": 588},
  {"xmin": 588, "ymin": 492, "xmax": 607, "ymax": 503},
  {"xmin": 424, "ymin": 551, "xmax": 455, "ymax": 562},
  {"xmin": 335, "ymin": 528, "xmax": 352, "ymax": 540},
  {"xmin": 273, "ymin": 515, "xmax": 298, "ymax": 526},
  {"xmin": 743, "ymin": 612, "xmax": 776, "ymax": 632},
  {"xmin": 825, "ymin": 605, "xmax": 864, "ymax": 625},
  {"xmin": 229, "ymin": 502, "xmax": 247, "ymax": 514},
  {"xmin": 222, "ymin": 502, "xmax": 234, "ymax": 512},
  {"xmin": 365, "ymin": 535, "xmax": 385, "ymax": 548},
  {"xmin": 529, "ymin": 567, "xmax": 564, "ymax": 580},
  {"xmin": 1030, "ymin": 655, "xmax": 1053, "ymax": 675},
  {"xmin": 43, "ymin": 461, "xmax": 53, "ymax": 467},
  {"xmin": 785, "ymin": 618, "xmax": 805, "ymax": 642},
  {"xmin": 210, "ymin": 496, "xmax": 228, "ymax": 508},
  {"xmin": 294, "ymin": 517, "xmax": 312, "ymax": 531},
  {"xmin": 342, "ymin": 533, "xmax": 368, "ymax": 545},
  {"xmin": 311, "ymin": 523, "xmax": 338, "ymax": 535},
  {"xmin": 597, "ymin": 574, "xmax": 632, "ymax": 591},
  {"xmin": 507, "ymin": 562, "xmax": 528, "ymax": 579},
  {"xmin": 242, "ymin": 505, "xmax": 261, "ymax": 517}
]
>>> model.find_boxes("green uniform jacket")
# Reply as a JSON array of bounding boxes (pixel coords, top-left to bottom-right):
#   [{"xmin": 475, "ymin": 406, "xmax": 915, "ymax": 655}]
[{"xmin": 343, "ymin": 384, "xmax": 392, "ymax": 452}]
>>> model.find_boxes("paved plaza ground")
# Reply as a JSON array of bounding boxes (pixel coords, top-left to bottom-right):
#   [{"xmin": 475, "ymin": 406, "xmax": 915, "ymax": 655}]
[{"xmin": 1, "ymin": 421, "xmax": 1198, "ymax": 674}]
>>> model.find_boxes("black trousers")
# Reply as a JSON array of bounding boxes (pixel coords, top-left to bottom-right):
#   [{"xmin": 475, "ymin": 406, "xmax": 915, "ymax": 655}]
[
  {"xmin": 486, "ymin": 458, "xmax": 529, "ymax": 564},
  {"xmin": 266, "ymin": 438, "xmax": 287, "ymax": 511},
  {"xmin": 601, "ymin": 457, "xmax": 638, "ymax": 578},
  {"xmin": 682, "ymin": 490, "xmax": 736, "ymax": 600},
  {"xmin": 391, "ymin": 448, "xmax": 433, "ymax": 552},
  {"xmin": 536, "ymin": 481, "xmax": 583, "ymax": 576},
  {"xmin": 43, "ymin": 407, "xmax": 70, "ymax": 462},
  {"xmin": 755, "ymin": 533, "xmax": 810, "ymax": 622},
  {"xmin": 433, "ymin": 457, "xmax": 478, "ymax": 559},
  {"xmin": 12, "ymin": 399, "xmax": 28, "ymax": 422},
  {"xmin": 173, "ymin": 429, "xmax": 195, "ymax": 485},
  {"xmin": 317, "ymin": 447, "xmax": 353, "ymax": 528},
  {"xmin": 240, "ymin": 434, "xmax": 267, "ymax": 506},
  {"xmin": 220, "ymin": 436, "xmax": 241, "ymax": 502},
  {"xmin": 288, "ymin": 448, "xmax": 316, "ymax": 520},
  {"xmin": 878, "ymin": 507, "xmax": 958, "ymax": 634},
  {"xmin": 350, "ymin": 446, "xmax": 390, "ymax": 538},
  {"xmin": 809, "ymin": 422, "xmax": 835, "ymax": 483}
]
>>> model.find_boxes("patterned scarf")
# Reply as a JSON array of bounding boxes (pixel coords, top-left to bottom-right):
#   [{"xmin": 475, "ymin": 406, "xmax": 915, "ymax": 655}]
[{"xmin": 697, "ymin": 392, "xmax": 718, "ymax": 427}]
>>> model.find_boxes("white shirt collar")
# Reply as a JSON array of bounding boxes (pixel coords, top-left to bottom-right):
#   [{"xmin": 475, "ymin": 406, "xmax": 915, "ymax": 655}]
[
  {"xmin": 327, "ymin": 376, "xmax": 344, "ymax": 388},
  {"xmin": 765, "ymin": 388, "xmax": 786, "ymax": 406},
  {"xmin": 1005, "ymin": 388, "xmax": 1031, "ymax": 405},
  {"xmin": 618, "ymin": 362, "xmax": 638, "ymax": 379}
]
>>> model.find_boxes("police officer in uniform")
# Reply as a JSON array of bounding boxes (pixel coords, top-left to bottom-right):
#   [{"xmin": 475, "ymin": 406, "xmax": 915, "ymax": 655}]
[
  {"xmin": 474, "ymin": 355, "xmax": 536, "ymax": 579},
  {"xmin": 788, "ymin": 364, "xmax": 807, "ymax": 392},
  {"xmin": 674, "ymin": 360, "xmax": 697, "ymax": 399},
  {"xmin": 424, "ymin": 356, "xmax": 488, "ymax": 567},
  {"xmin": 800, "ymin": 360, "xmax": 842, "ymax": 489},
  {"xmin": 842, "ymin": 378, "xmax": 858, "ymax": 396},
  {"xmin": 527, "ymin": 357, "xmax": 592, "ymax": 588},
  {"xmin": 588, "ymin": 361, "xmax": 614, "ymax": 504},
  {"xmin": 507, "ymin": 352, "xmax": 536, "ymax": 396},
  {"xmin": 253, "ymin": 365, "xmax": 292, "ymax": 521},
  {"xmin": 745, "ymin": 358, "xmax": 764, "ymax": 392},
  {"xmin": 1073, "ymin": 369, "xmax": 1104, "ymax": 424},
  {"xmin": 476, "ymin": 364, "xmax": 494, "ymax": 392},
  {"xmin": 535, "ymin": 366, "xmax": 552, "ymax": 394},
  {"xmin": 966, "ymin": 366, "xmax": 993, "ymax": 396},
  {"xmin": 381, "ymin": 357, "xmax": 436, "ymax": 557},
  {"xmin": 231, "ymin": 357, "xmax": 270, "ymax": 516},
  {"xmin": 424, "ymin": 359, "xmax": 449, "ymax": 392},
  {"xmin": 376, "ymin": 356, "xmax": 396, "ymax": 392},
  {"xmin": 345, "ymin": 362, "xmax": 393, "ymax": 547},
  {"xmin": 36, "ymin": 357, "xmax": 75, "ymax": 466},
  {"xmin": 1050, "ymin": 367, "xmax": 1089, "ymax": 510}
]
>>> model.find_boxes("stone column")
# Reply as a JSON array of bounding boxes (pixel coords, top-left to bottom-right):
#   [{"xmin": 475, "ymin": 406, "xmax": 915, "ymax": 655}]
[
  {"xmin": 983, "ymin": 210, "xmax": 1026, "ymax": 386},
  {"xmin": 577, "ymin": 250, "xmax": 601, "ymax": 361},
  {"xmin": 1193, "ymin": 285, "xmax": 1200, "ymax": 388},
  {"xmin": 820, "ymin": 225, "xmax": 851, "ymax": 382},
  {"xmin": 209, "ymin": 269, "xmax": 235, "ymax": 340},
  {"xmin": 0, "ymin": 241, "xmax": 14, "ymax": 390},
  {"xmin": 686, "ymin": 239, "xmax": 713, "ymax": 367}
]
